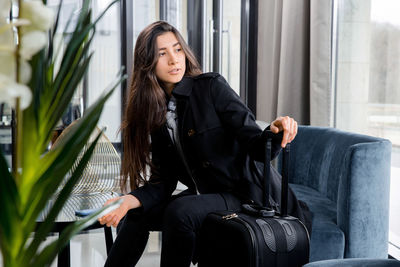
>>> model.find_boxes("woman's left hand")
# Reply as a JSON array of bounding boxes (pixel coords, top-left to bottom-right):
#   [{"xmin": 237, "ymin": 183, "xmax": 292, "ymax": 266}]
[
  {"xmin": 98, "ymin": 194, "xmax": 141, "ymax": 228},
  {"xmin": 270, "ymin": 116, "xmax": 298, "ymax": 148}
]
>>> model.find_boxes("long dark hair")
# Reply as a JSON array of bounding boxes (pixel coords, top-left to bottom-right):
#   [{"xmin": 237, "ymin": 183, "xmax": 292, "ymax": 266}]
[{"xmin": 121, "ymin": 21, "xmax": 202, "ymax": 192}]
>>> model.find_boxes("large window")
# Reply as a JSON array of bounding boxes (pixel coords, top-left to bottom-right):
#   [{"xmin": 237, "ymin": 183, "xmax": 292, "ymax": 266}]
[
  {"xmin": 221, "ymin": 0, "xmax": 241, "ymax": 94},
  {"xmin": 334, "ymin": 0, "xmax": 400, "ymax": 258},
  {"xmin": 133, "ymin": 0, "xmax": 159, "ymax": 42},
  {"xmin": 46, "ymin": 0, "xmax": 122, "ymax": 143},
  {"xmin": 87, "ymin": 0, "xmax": 122, "ymax": 143}
]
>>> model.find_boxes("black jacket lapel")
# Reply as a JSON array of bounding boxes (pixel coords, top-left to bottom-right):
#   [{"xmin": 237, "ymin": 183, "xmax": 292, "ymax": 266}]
[{"xmin": 172, "ymin": 77, "xmax": 194, "ymax": 144}]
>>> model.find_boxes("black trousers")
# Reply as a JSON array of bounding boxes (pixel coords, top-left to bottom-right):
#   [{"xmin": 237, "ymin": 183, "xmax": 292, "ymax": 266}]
[{"xmin": 104, "ymin": 191, "xmax": 242, "ymax": 267}]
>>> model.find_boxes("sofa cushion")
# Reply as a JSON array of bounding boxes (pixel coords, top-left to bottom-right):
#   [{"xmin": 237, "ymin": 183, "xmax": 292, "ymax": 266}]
[{"xmin": 290, "ymin": 184, "xmax": 345, "ymax": 262}]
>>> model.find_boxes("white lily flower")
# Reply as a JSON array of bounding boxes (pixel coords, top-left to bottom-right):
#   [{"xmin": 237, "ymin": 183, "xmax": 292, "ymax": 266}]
[
  {"xmin": 0, "ymin": 54, "xmax": 31, "ymax": 84},
  {"xmin": 20, "ymin": 0, "xmax": 54, "ymax": 32},
  {"xmin": 0, "ymin": 7, "xmax": 16, "ymax": 79},
  {"xmin": 0, "ymin": 52, "xmax": 15, "ymax": 78},
  {"xmin": 0, "ymin": 0, "xmax": 11, "ymax": 21},
  {"xmin": 20, "ymin": 30, "xmax": 47, "ymax": 60},
  {"xmin": 0, "ymin": 74, "xmax": 32, "ymax": 110},
  {"xmin": 0, "ymin": 19, "xmax": 31, "ymax": 34},
  {"xmin": 0, "ymin": 23, "xmax": 14, "ymax": 53},
  {"xmin": 19, "ymin": 59, "xmax": 32, "ymax": 84},
  {"xmin": 0, "ymin": 57, "xmax": 32, "ymax": 85}
]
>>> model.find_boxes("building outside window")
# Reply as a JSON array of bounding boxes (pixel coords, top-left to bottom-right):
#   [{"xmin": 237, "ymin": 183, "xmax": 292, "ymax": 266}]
[{"xmin": 334, "ymin": 0, "xmax": 400, "ymax": 258}]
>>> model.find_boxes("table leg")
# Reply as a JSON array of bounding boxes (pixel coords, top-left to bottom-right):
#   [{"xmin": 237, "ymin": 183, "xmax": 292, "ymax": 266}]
[{"xmin": 58, "ymin": 241, "xmax": 70, "ymax": 267}]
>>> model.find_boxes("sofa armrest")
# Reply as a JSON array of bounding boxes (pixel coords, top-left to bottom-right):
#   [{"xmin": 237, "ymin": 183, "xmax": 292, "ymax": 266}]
[{"xmin": 337, "ymin": 140, "xmax": 392, "ymax": 258}]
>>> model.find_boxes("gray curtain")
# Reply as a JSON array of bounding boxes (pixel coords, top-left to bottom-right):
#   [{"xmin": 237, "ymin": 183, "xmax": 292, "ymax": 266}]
[{"xmin": 256, "ymin": 0, "xmax": 333, "ymax": 126}]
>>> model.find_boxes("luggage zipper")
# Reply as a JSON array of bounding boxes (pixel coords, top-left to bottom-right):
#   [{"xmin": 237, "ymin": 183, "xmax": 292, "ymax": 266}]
[
  {"xmin": 225, "ymin": 215, "xmax": 258, "ymax": 267},
  {"xmin": 222, "ymin": 213, "xmax": 238, "ymax": 220}
]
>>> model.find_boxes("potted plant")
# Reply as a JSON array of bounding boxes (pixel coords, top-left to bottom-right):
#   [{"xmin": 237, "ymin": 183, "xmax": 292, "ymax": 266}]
[{"xmin": 0, "ymin": 0, "xmax": 124, "ymax": 266}]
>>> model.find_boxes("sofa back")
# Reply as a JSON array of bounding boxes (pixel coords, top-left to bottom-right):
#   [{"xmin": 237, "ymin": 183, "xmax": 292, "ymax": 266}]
[{"xmin": 287, "ymin": 125, "xmax": 390, "ymax": 204}]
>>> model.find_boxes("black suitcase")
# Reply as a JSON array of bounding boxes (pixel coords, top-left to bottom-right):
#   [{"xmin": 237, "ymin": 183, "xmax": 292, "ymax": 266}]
[{"xmin": 198, "ymin": 131, "xmax": 310, "ymax": 267}]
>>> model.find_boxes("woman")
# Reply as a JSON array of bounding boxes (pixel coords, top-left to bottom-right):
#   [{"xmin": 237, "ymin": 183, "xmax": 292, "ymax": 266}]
[{"xmin": 99, "ymin": 21, "xmax": 305, "ymax": 267}]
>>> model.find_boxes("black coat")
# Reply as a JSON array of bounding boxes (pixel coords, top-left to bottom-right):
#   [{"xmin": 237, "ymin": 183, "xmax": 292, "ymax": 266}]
[{"xmin": 130, "ymin": 73, "xmax": 310, "ymax": 229}]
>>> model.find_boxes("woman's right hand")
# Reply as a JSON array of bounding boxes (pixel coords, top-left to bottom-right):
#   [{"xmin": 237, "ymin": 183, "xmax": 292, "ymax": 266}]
[{"xmin": 98, "ymin": 194, "xmax": 142, "ymax": 228}]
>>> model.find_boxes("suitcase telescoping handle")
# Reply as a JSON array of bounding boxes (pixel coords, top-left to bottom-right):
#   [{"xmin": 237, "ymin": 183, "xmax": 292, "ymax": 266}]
[
  {"xmin": 263, "ymin": 130, "xmax": 290, "ymax": 217},
  {"xmin": 281, "ymin": 138, "xmax": 289, "ymax": 216},
  {"xmin": 242, "ymin": 130, "xmax": 289, "ymax": 217}
]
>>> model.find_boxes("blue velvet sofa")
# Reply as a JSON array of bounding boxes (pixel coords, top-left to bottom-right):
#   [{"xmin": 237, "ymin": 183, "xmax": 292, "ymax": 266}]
[
  {"xmin": 304, "ymin": 258, "xmax": 400, "ymax": 266},
  {"xmin": 278, "ymin": 125, "xmax": 392, "ymax": 262}
]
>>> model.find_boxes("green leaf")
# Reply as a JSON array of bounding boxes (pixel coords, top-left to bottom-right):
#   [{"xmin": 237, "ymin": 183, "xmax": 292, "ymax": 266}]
[
  {"xmin": 53, "ymin": 0, "xmax": 118, "ymax": 94},
  {"xmin": 19, "ymin": 68, "xmax": 124, "ymax": 206},
  {"xmin": 49, "ymin": 28, "xmax": 91, "ymax": 108},
  {"xmin": 0, "ymin": 0, "xmax": 124, "ymax": 265},
  {"xmin": 21, "ymin": 87, "xmax": 116, "ymax": 225},
  {"xmin": 22, "ymin": 130, "xmax": 102, "ymax": 263},
  {"xmin": 29, "ymin": 199, "xmax": 122, "ymax": 267},
  {"xmin": 48, "ymin": 0, "xmax": 63, "ymax": 62},
  {"xmin": 40, "ymin": 52, "xmax": 95, "ymax": 150},
  {"xmin": 19, "ymin": 84, "xmax": 123, "ymax": 261},
  {"xmin": 75, "ymin": 0, "xmax": 91, "ymax": 31},
  {"xmin": 27, "ymin": 49, "xmax": 46, "ymax": 131},
  {"xmin": 44, "ymin": 31, "xmax": 95, "ymax": 122},
  {"xmin": 49, "ymin": 1, "xmax": 77, "ymax": 85},
  {"xmin": 0, "ymin": 152, "xmax": 20, "ymax": 259}
]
